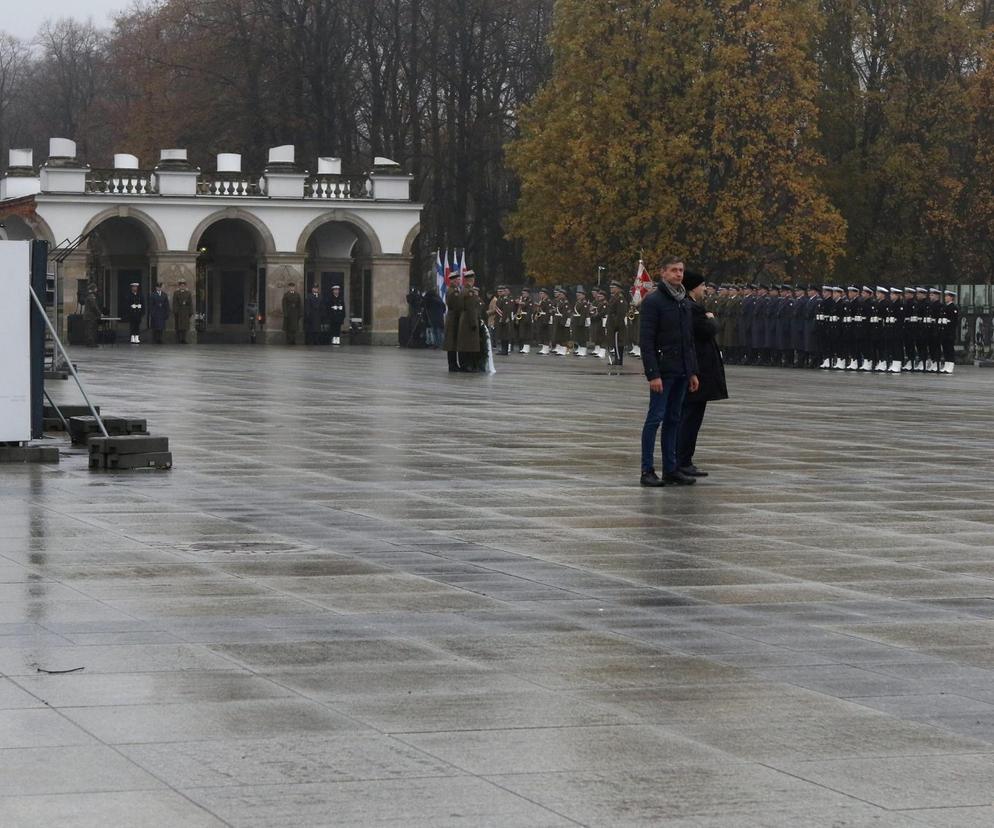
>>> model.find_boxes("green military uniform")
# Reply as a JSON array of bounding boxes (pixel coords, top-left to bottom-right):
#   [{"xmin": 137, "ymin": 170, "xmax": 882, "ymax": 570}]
[
  {"xmin": 515, "ymin": 289, "xmax": 533, "ymax": 353},
  {"xmin": 534, "ymin": 289, "xmax": 552, "ymax": 354},
  {"xmin": 172, "ymin": 282, "xmax": 194, "ymax": 344},
  {"xmin": 551, "ymin": 287, "xmax": 570, "ymax": 355},
  {"xmin": 444, "ymin": 284, "xmax": 463, "ymax": 371},
  {"xmin": 282, "ymin": 286, "xmax": 303, "ymax": 345},
  {"xmin": 495, "ymin": 287, "xmax": 514, "ymax": 355},
  {"xmin": 457, "ymin": 280, "xmax": 483, "ymax": 370},
  {"xmin": 83, "ymin": 285, "xmax": 101, "ymax": 348},
  {"xmin": 571, "ymin": 286, "xmax": 590, "ymax": 355}
]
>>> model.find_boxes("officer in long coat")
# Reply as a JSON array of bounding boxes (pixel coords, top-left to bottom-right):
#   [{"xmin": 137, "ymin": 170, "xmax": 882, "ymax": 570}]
[
  {"xmin": 172, "ymin": 278, "xmax": 193, "ymax": 343},
  {"xmin": 125, "ymin": 282, "xmax": 144, "ymax": 344},
  {"xmin": 303, "ymin": 284, "xmax": 323, "ymax": 345},
  {"xmin": 327, "ymin": 284, "xmax": 347, "ymax": 346},
  {"xmin": 738, "ymin": 284, "xmax": 754, "ymax": 363},
  {"xmin": 750, "ymin": 285, "xmax": 769, "ymax": 364},
  {"xmin": 605, "ymin": 280, "xmax": 628, "ymax": 366},
  {"xmin": 456, "ymin": 271, "xmax": 482, "ymax": 371},
  {"xmin": 281, "ymin": 283, "xmax": 303, "ymax": 345},
  {"xmin": 803, "ymin": 285, "xmax": 821, "ymax": 367},
  {"xmin": 444, "ymin": 281, "xmax": 463, "ymax": 370},
  {"xmin": 789, "ymin": 286, "xmax": 807, "ymax": 367},
  {"xmin": 147, "ymin": 283, "xmax": 170, "ymax": 345},
  {"xmin": 495, "ymin": 285, "xmax": 514, "ymax": 355},
  {"xmin": 83, "ymin": 283, "xmax": 102, "ymax": 348}
]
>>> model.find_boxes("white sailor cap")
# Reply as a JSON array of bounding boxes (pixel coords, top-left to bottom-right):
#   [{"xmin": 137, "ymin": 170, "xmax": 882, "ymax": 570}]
[
  {"xmin": 876, "ymin": 285, "xmax": 888, "ymax": 293},
  {"xmin": 889, "ymin": 287, "xmax": 903, "ymax": 294},
  {"xmin": 944, "ymin": 290, "xmax": 956, "ymax": 297},
  {"xmin": 861, "ymin": 285, "xmax": 873, "ymax": 292},
  {"xmin": 928, "ymin": 287, "xmax": 941, "ymax": 294},
  {"xmin": 903, "ymin": 286, "xmax": 915, "ymax": 292},
  {"xmin": 915, "ymin": 286, "xmax": 927, "ymax": 293},
  {"xmin": 832, "ymin": 285, "xmax": 844, "ymax": 292},
  {"xmin": 821, "ymin": 285, "xmax": 832, "ymax": 292}
]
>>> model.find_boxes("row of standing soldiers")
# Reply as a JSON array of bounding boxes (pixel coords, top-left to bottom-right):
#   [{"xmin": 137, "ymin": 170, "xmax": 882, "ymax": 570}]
[
  {"xmin": 488, "ymin": 282, "xmax": 639, "ymax": 365},
  {"xmin": 706, "ymin": 283, "xmax": 961, "ymax": 374}
]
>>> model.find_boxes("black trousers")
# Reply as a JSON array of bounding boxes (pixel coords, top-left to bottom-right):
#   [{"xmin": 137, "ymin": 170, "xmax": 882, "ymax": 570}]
[
  {"xmin": 152, "ymin": 328, "xmax": 164, "ymax": 344},
  {"xmin": 447, "ymin": 351, "xmax": 459, "ymax": 372},
  {"xmin": 677, "ymin": 400, "xmax": 708, "ymax": 469},
  {"xmin": 458, "ymin": 351, "xmax": 480, "ymax": 372}
]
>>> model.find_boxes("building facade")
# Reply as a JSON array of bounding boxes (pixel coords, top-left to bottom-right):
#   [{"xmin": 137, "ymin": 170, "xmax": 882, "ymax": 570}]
[{"xmin": 0, "ymin": 140, "xmax": 422, "ymax": 344}]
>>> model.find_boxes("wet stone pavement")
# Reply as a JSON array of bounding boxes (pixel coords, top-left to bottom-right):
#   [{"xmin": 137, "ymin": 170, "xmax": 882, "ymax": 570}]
[{"xmin": 3, "ymin": 344, "xmax": 994, "ymax": 826}]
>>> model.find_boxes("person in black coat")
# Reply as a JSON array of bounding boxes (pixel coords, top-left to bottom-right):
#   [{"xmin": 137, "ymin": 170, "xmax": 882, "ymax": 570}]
[
  {"xmin": 677, "ymin": 272, "xmax": 728, "ymax": 477},
  {"xmin": 147, "ymin": 283, "xmax": 170, "ymax": 344},
  {"xmin": 638, "ymin": 257, "xmax": 700, "ymax": 487},
  {"xmin": 125, "ymin": 282, "xmax": 144, "ymax": 344},
  {"xmin": 303, "ymin": 284, "xmax": 323, "ymax": 345},
  {"xmin": 424, "ymin": 288, "xmax": 445, "ymax": 348}
]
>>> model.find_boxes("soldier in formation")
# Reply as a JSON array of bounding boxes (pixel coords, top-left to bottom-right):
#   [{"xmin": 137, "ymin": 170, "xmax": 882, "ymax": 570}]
[
  {"xmin": 125, "ymin": 282, "xmax": 144, "ymax": 344},
  {"xmin": 281, "ymin": 283, "xmax": 302, "ymax": 345},
  {"xmin": 714, "ymin": 282, "xmax": 960, "ymax": 374},
  {"xmin": 83, "ymin": 282, "xmax": 102, "ymax": 348},
  {"xmin": 148, "ymin": 283, "xmax": 170, "ymax": 344}
]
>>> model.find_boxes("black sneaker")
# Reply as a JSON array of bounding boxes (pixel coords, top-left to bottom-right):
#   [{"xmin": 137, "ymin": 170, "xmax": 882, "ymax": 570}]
[
  {"xmin": 679, "ymin": 464, "xmax": 708, "ymax": 477},
  {"xmin": 663, "ymin": 470, "xmax": 697, "ymax": 486},
  {"xmin": 640, "ymin": 471, "xmax": 666, "ymax": 487}
]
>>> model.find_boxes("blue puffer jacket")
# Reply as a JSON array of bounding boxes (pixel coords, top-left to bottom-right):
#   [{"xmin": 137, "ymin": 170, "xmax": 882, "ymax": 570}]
[{"xmin": 639, "ymin": 282, "xmax": 698, "ymax": 381}]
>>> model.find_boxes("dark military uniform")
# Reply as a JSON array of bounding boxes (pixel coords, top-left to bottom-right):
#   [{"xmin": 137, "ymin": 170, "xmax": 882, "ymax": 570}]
[
  {"xmin": 572, "ymin": 286, "xmax": 590, "ymax": 356},
  {"xmin": 789, "ymin": 288, "xmax": 807, "ymax": 367},
  {"xmin": 457, "ymin": 282, "xmax": 483, "ymax": 370},
  {"xmin": 804, "ymin": 287, "xmax": 822, "ymax": 367},
  {"xmin": 172, "ymin": 283, "xmax": 193, "ymax": 343},
  {"xmin": 925, "ymin": 289, "xmax": 943, "ymax": 371},
  {"xmin": 125, "ymin": 285, "xmax": 144, "ymax": 344},
  {"xmin": 282, "ymin": 287, "xmax": 303, "ymax": 345},
  {"xmin": 739, "ymin": 286, "xmax": 755, "ymax": 363},
  {"xmin": 328, "ymin": 286, "xmax": 346, "ymax": 345},
  {"xmin": 148, "ymin": 288, "xmax": 170, "ymax": 345},
  {"xmin": 940, "ymin": 290, "xmax": 960, "ymax": 372},
  {"xmin": 605, "ymin": 283, "xmax": 628, "ymax": 366},
  {"xmin": 775, "ymin": 287, "xmax": 794, "ymax": 366},
  {"xmin": 534, "ymin": 289, "xmax": 553, "ymax": 354},
  {"xmin": 551, "ymin": 288, "xmax": 570, "ymax": 355},
  {"xmin": 884, "ymin": 288, "xmax": 904, "ymax": 371},
  {"xmin": 723, "ymin": 288, "xmax": 741, "ymax": 363},
  {"xmin": 588, "ymin": 288, "xmax": 606, "ymax": 357},
  {"xmin": 304, "ymin": 289, "xmax": 323, "ymax": 345}
]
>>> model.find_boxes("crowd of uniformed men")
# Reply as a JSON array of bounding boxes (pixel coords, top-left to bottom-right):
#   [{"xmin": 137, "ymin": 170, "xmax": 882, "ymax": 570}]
[{"xmin": 483, "ymin": 280, "xmax": 961, "ymax": 374}]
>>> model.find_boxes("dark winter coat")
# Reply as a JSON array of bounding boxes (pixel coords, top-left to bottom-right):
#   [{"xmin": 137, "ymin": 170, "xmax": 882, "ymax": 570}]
[
  {"xmin": 685, "ymin": 299, "xmax": 729, "ymax": 402},
  {"xmin": 790, "ymin": 295, "xmax": 808, "ymax": 351},
  {"xmin": 148, "ymin": 290, "xmax": 170, "ymax": 330},
  {"xmin": 425, "ymin": 292, "xmax": 445, "ymax": 328},
  {"xmin": 639, "ymin": 280, "xmax": 698, "ymax": 381},
  {"xmin": 304, "ymin": 293, "xmax": 323, "ymax": 333}
]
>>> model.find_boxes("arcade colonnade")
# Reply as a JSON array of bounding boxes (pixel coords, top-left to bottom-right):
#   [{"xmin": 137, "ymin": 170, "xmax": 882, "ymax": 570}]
[{"xmin": 0, "ymin": 139, "xmax": 422, "ymax": 344}]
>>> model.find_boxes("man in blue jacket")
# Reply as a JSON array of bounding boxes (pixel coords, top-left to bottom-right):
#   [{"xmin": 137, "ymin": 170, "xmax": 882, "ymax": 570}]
[{"xmin": 639, "ymin": 256, "xmax": 700, "ymax": 487}]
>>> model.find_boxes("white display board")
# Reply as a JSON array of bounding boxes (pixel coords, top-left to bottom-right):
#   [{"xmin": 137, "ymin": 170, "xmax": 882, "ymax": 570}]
[{"xmin": 0, "ymin": 240, "xmax": 31, "ymax": 442}]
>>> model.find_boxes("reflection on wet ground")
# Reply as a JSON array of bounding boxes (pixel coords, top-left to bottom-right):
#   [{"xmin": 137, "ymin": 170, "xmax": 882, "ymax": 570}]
[{"xmin": 2, "ymin": 344, "xmax": 994, "ymax": 826}]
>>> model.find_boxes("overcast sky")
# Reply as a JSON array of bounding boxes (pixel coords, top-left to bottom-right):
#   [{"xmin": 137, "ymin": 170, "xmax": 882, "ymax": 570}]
[{"xmin": 2, "ymin": 0, "xmax": 132, "ymax": 41}]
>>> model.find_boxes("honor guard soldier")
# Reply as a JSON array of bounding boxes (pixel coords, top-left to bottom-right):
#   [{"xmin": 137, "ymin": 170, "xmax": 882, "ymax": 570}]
[
  {"xmin": 304, "ymin": 283, "xmax": 323, "ymax": 345},
  {"xmin": 605, "ymin": 280, "xmax": 628, "ymax": 366},
  {"xmin": 869, "ymin": 286, "xmax": 888, "ymax": 370},
  {"xmin": 723, "ymin": 285, "xmax": 741, "ymax": 364},
  {"xmin": 457, "ymin": 271, "xmax": 483, "ymax": 371},
  {"xmin": 83, "ymin": 283, "xmax": 101, "ymax": 348},
  {"xmin": 817, "ymin": 285, "xmax": 834, "ymax": 368},
  {"xmin": 802, "ymin": 285, "xmax": 821, "ymax": 368},
  {"xmin": 281, "ymin": 283, "xmax": 303, "ymax": 345},
  {"xmin": 515, "ymin": 287, "xmax": 533, "ymax": 353},
  {"xmin": 886, "ymin": 287, "xmax": 904, "ymax": 372},
  {"xmin": 925, "ymin": 288, "xmax": 943, "ymax": 371},
  {"xmin": 493, "ymin": 285, "xmax": 513, "ymax": 355},
  {"xmin": 838, "ymin": 285, "xmax": 855, "ymax": 369},
  {"xmin": 572, "ymin": 285, "xmax": 590, "ymax": 356},
  {"xmin": 126, "ymin": 282, "xmax": 144, "ymax": 344},
  {"xmin": 551, "ymin": 286, "xmax": 570, "ymax": 355},
  {"xmin": 940, "ymin": 289, "xmax": 959, "ymax": 373},
  {"xmin": 739, "ymin": 284, "xmax": 755, "ymax": 363},
  {"xmin": 148, "ymin": 283, "xmax": 170, "ymax": 345},
  {"xmin": 901, "ymin": 287, "xmax": 918, "ymax": 370},
  {"xmin": 533, "ymin": 287, "xmax": 552, "ymax": 354},
  {"xmin": 327, "ymin": 284, "xmax": 346, "ymax": 346},
  {"xmin": 854, "ymin": 286, "xmax": 873, "ymax": 370},
  {"xmin": 588, "ymin": 286, "xmax": 606, "ymax": 358},
  {"xmin": 626, "ymin": 292, "xmax": 642, "ymax": 357},
  {"xmin": 444, "ymin": 277, "xmax": 463, "ymax": 370},
  {"xmin": 775, "ymin": 285, "xmax": 793, "ymax": 367},
  {"xmin": 750, "ymin": 284, "xmax": 769, "ymax": 364},
  {"xmin": 172, "ymin": 278, "xmax": 193, "ymax": 344}
]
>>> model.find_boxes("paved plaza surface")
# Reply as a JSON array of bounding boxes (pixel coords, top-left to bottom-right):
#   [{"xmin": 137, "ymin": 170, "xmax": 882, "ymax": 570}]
[{"xmin": 3, "ymin": 344, "xmax": 994, "ymax": 827}]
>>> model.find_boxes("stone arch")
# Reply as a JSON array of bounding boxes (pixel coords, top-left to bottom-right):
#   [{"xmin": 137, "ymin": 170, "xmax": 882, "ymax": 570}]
[
  {"xmin": 81, "ymin": 205, "xmax": 167, "ymax": 251},
  {"xmin": 188, "ymin": 207, "xmax": 276, "ymax": 255},
  {"xmin": 295, "ymin": 209, "xmax": 383, "ymax": 257},
  {"xmin": 401, "ymin": 222, "xmax": 421, "ymax": 257},
  {"xmin": 0, "ymin": 210, "xmax": 56, "ymax": 246}
]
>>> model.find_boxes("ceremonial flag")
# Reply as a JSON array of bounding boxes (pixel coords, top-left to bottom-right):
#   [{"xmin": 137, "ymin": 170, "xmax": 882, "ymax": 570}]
[
  {"xmin": 444, "ymin": 250, "xmax": 452, "ymax": 289},
  {"xmin": 458, "ymin": 249, "xmax": 468, "ymax": 284},
  {"xmin": 435, "ymin": 250, "xmax": 446, "ymax": 300},
  {"xmin": 631, "ymin": 259, "xmax": 652, "ymax": 306}
]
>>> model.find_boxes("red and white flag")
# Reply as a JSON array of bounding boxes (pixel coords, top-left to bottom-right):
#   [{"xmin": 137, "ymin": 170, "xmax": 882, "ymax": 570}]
[{"xmin": 631, "ymin": 259, "xmax": 652, "ymax": 306}]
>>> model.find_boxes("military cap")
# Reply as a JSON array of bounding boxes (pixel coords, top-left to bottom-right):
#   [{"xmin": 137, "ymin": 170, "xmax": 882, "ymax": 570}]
[
  {"xmin": 129, "ymin": 282, "xmax": 140, "ymax": 287},
  {"xmin": 915, "ymin": 286, "xmax": 927, "ymax": 293},
  {"xmin": 832, "ymin": 285, "xmax": 844, "ymax": 292},
  {"xmin": 87, "ymin": 282, "xmax": 97, "ymax": 291},
  {"xmin": 538, "ymin": 286, "xmax": 550, "ymax": 294},
  {"xmin": 779, "ymin": 283, "xmax": 790, "ymax": 291},
  {"xmin": 903, "ymin": 286, "xmax": 915, "ymax": 292},
  {"xmin": 497, "ymin": 284, "xmax": 507, "ymax": 291},
  {"xmin": 554, "ymin": 285, "xmax": 566, "ymax": 294},
  {"xmin": 944, "ymin": 289, "xmax": 956, "ymax": 297},
  {"xmin": 576, "ymin": 285, "xmax": 586, "ymax": 294},
  {"xmin": 889, "ymin": 287, "xmax": 903, "ymax": 294},
  {"xmin": 846, "ymin": 284, "xmax": 858, "ymax": 291},
  {"xmin": 707, "ymin": 282, "xmax": 718, "ymax": 290},
  {"xmin": 521, "ymin": 286, "xmax": 531, "ymax": 293},
  {"xmin": 876, "ymin": 285, "xmax": 888, "ymax": 293},
  {"xmin": 609, "ymin": 280, "xmax": 622, "ymax": 289},
  {"xmin": 928, "ymin": 287, "xmax": 941, "ymax": 295},
  {"xmin": 861, "ymin": 285, "xmax": 873, "ymax": 292}
]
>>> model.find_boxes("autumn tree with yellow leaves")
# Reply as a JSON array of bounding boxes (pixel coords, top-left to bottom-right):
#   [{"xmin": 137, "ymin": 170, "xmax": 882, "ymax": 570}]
[{"xmin": 508, "ymin": 0, "xmax": 846, "ymax": 283}]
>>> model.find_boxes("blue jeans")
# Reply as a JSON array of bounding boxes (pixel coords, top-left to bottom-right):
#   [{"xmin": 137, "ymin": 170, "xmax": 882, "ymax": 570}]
[{"xmin": 641, "ymin": 375, "xmax": 689, "ymax": 474}]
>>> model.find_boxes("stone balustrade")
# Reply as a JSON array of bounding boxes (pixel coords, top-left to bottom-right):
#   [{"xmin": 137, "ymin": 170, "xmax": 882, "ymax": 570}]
[{"xmin": 86, "ymin": 169, "xmax": 158, "ymax": 195}]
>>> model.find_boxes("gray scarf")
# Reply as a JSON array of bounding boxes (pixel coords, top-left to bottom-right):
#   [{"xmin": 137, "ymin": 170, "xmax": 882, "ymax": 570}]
[{"xmin": 660, "ymin": 280, "xmax": 686, "ymax": 301}]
